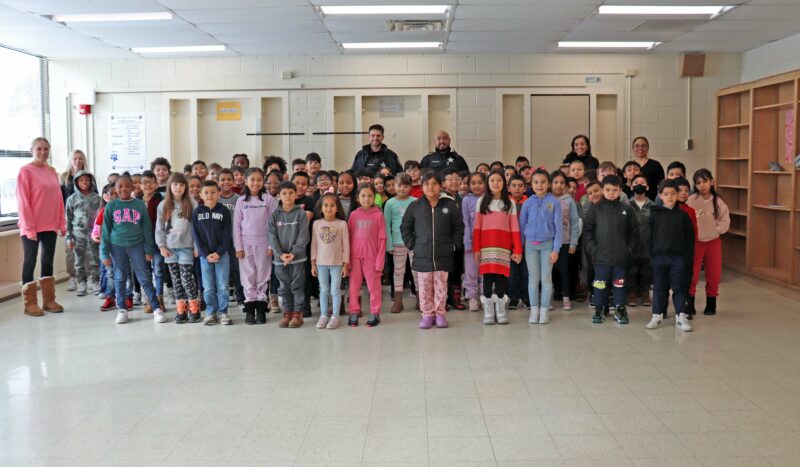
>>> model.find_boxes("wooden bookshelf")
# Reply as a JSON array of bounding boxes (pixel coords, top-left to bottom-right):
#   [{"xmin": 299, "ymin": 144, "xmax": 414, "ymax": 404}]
[{"xmin": 717, "ymin": 70, "xmax": 800, "ymax": 287}]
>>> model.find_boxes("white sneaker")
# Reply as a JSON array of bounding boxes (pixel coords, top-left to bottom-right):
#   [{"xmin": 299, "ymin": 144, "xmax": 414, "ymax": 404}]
[
  {"xmin": 468, "ymin": 298, "xmax": 480, "ymax": 312},
  {"xmin": 154, "ymin": 309, "xmax": 167, "ymax": 323},
  {"xmin": 645, "ymin": 314, "xmax": 662, "ymax": 329},
  {"xmin": 316, "ymin": 315, "xmax": 329, "ymax": 329},
  {"xmin": 76, "ymin": 281, "xmax": 87, "ymax": 296},
  {"xmin": 528, "ymin": 306, "xmax": 540, "ymax": 324},
  {"xmin": 115, "ymin": 309, "xmax": 128, "ymax": 324},
  {"xmin": 203, "ymin": 314, "xmax": 218, "ymax": 326},
  {"xmin": 165, "ymin": 288, "xmax": 176, "ymax": 305},
  {"xmin": 67, "ymin": 277, "xmax": 77, "ymax": 291},
  {"xmin": 676, "ymin": 313, "xmax": 693, "ymax": 332},
  {"xmin": 132, "ymin": 292, "xmax": 142, "ymax": 305},
  {"xmin": 219, "ymin": 313, "xmax": 232, "ymax": 325},
  {"xmin": 88, "ymin": 278, "xmax": 99, "ymax": 294},
  {"xmin": 538, "ymin": 307, "xmax": 550, "ymax": 324}
]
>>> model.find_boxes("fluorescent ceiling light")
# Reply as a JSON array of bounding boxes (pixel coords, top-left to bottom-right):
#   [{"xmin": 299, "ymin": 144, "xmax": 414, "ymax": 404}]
[
  {"xmin": 321, "ymin": 5, "xmax": 449, "ymax": 15},
  {"xmin": 131, "ymin": 45, "xmax": 226, "ymax": 53},
  {"xmin": 52, "ymin": 12, "xmax": 173, "ymax": 22},
  {"xmin": 342, "ymin": 42, "xmax": 442, "ymax": 49},
  {"xmin": 558, "ymin": 41, "xmax": 660, "ymax": 49},
  {"xmin": 598, "ymin": 5, "xmax": 734, "ymax": 17}
]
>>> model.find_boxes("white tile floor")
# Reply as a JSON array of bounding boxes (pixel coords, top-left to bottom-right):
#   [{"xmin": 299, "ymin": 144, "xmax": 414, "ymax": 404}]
[{"xmin": 1, "ymin": 272, "xmax": 800, "ymax": 466}]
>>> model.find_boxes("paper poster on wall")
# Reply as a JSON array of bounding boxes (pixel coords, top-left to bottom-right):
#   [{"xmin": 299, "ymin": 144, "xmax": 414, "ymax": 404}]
[
  {"xmin": 109, "ymin": 113, "xmax": 147, "ymax": 173},
  {"xmin": 217, "ymin": 102, "xmax": 241, "ymax": 121}
]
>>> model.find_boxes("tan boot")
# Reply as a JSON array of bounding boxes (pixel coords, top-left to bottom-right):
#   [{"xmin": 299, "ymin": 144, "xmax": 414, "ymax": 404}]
[
  {"xmin": 143, "ymin": 296, "xmax": 153, "ymax": 314},
  {"xmin": 39, "ymin": 277, "xmax": 63, "ymax": 313},
  {"xmin": 22, "ymin": 282, "xmax": 43, "ymax": 317},
  {"xmin": 288, "ymin": 311, "xmax": 304, "ymax": 328},
  {"xmin": 391, "ymin": 294, "xmax": 403, "ymax": 313},
  {"xmin": 279, "ymin": 312, "xmax": 291, "ymax": 328},
  {"xmin": 157, "ymin": 295, "xmax": 165, "ymax": 311}
]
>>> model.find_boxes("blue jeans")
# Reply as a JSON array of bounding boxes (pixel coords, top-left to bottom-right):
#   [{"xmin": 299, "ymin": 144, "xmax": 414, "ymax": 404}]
[
  {"xmin": 593, "ymin": 264, "xmax": 626, "ymax": 308},
  {"xmin": 110, "ymin": 243, "xmax": 158, "ymax": 310},
  {"xmin": 317, "ymin": 265, "xmax": 342, "ymax": 317},
  {"xmin": 151, "ymin": 251, "xmax": 164, "ymax": 294},
  {"xmin": 526, "ymin": 241, "xmax": 554, "ymax": 308},
  {"xmin": 200, "ymin": 254, "xmax": 230, "ymax": 315}
]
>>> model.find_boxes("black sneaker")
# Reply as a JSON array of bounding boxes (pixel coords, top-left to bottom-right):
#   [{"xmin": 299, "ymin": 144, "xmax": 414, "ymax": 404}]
[
  {"xmin": 348, "ymin": 314, "xmax": 359, "ymax": 327},
  {"xmin": 366, "ymin": 313, "xmax": 380, "ymax": 327},
  {"xmin": 174, "ymin": 313, "xmax": 187, "ymax": 324},
  {"xmin": 508, "ymin": 299, "xmax": 518, "ymax": 310},
  {"xmin": 614, "ymin": 306, "xmax": 629, "ymax": 324},
  {"xmin": 592, "ymin": 306, "xmax": 605, "ymax": 324},
  {"xmin": 188, "ymin": 312, "xmax": 201, "ymax": 323}
]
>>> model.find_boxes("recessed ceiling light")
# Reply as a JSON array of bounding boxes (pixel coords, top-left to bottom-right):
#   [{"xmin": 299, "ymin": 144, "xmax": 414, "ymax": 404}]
[
  {"xmin": 320, "ymin": 5, "xmax": 449, "ymax": 15},
  {"xmin": 52, "ymin": 12, "xmax": 173, "ymax": 22},
  {"xmin": 598, "ymin": 5, "xmax": 734, "ymax": 18},
  {"xmin": 342, "ymin": 42, "xmax": 443, "ymax": 49},
  {"xmin": 131, "ymin": 45, "xmax": 226, "ymax": 54},
  {"xmin": 558, "ymin": 41, "xmax": 660, "ymax": 49}
]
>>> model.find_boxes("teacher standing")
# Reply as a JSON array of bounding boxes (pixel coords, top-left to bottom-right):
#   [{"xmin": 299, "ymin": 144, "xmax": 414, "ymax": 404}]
[
  {"xmin": 631, "ymin": 136, "xmax": 664, "ymax": 200},
  {"xmin": 17, "ymin": 137, "xmax": 66, "ymax": 317}
]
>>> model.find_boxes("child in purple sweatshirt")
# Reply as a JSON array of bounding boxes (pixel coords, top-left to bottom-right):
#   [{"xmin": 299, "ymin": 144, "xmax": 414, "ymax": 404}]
[
  {"xmin": 461, "ymin": 172, "xmax": 485, "ymax": 311},
  {"xmin": 233, "ymin": 168, "xmax": 278, "ymax": 325}
]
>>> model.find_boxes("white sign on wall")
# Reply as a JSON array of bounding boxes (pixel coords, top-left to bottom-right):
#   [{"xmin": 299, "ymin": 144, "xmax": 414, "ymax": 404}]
[{"xmin": 108, "ymin": 113, "xmax": 147, "ymax": 173}]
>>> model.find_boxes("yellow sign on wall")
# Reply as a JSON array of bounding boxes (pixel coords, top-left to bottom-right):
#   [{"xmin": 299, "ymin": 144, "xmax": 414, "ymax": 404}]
[{"xmin": 216, "ymin": 101, "xmax": 241, "ymax": 121}]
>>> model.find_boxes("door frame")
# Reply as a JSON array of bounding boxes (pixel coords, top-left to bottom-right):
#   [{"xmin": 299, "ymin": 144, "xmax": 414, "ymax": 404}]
[{"xmin": 495, "ymin": 87, "xmax": 625, "ymax": 164}]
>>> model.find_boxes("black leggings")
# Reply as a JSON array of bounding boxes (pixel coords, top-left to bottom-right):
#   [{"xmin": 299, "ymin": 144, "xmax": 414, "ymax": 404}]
[
  {"xmin": 483, "ymin": 273, "xmax": 508, "ymax": 298},
  {"xmin": 553, "ymin": 244, "xmax": 573, "ymax": 299},
  {"xmin": 22, "ymin": 231, "xmax": 57, "ymax": 284}
]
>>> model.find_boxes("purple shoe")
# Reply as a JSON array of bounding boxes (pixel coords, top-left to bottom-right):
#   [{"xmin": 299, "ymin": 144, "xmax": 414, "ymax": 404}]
[
  {"xmin": 435, "ymin": 314, "xmax": 449, "ymax": 328},
  {"xmin": 419, "ymin": 315, "xmax": 434, "ymax": 329}
]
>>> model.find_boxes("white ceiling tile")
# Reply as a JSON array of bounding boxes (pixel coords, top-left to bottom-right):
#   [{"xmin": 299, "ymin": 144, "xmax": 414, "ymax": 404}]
[
  {"xmin": 449, "ymin": 31, "xmax": 564, "ymax": 43},
  {"xmin": 232, "ymin": 43, "xmax": 340, "ymax": 55},
  {"xmin": 217, "ymin": 33, "xmax": 334, "ymax": 46},
  {"xmin": 695, "ymin": 19, "xmax": 800, "ymax": 32},
  {"xmin": 323, "ymin": 18, "xmax": 391, "ymax": 33},
  {"xmin": 160, "ymin": 0, "xmax": 309, "ymax": 8},
  {"xmin": 454, "ymin": 4, "xmax": 597, "ymax": 20},
  {"xmin": 654, "ymin": 41, "xmax": 769, "ymax": 53},
  {"xmin": 673, "ymin": 30, "xmax": 793, "ymax": 43},
  {"xmin": 331, "ymin": 31, "xmax": 448, "ymax": 42},
  {"xmin": 70, "ymin": 24, "xmax": 201, "ymax": 37},
  {"xmin": 721, "ymin": 5, "xmax": 800, "ymax": 20},
  {"xmin": 199, "ymin": 21, "xmax": 326, "ymax": 34},
  {"xmin": 451, "ymin": 19, "xmax": 578, "ymax": 32},
  {"xmin": 103, "ymin": 34, "xmax": 221, "ymax": 48},
  {"xmin": 175, "ymin": 7, "xmax": 317, "ymax": 24},
  {"xmin": 560, "ymin": 30, "xmax": 682, "ymax": 42}
]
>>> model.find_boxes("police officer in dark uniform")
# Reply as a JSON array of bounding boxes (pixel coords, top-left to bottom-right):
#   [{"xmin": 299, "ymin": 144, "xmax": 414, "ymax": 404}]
[
  {"xmin": 420, "ymin": 130, "xmax": 470, "ymax": 173},
  {"xmin": 351, "ymin": 123, "xmax": 403, "ymax": 175}
]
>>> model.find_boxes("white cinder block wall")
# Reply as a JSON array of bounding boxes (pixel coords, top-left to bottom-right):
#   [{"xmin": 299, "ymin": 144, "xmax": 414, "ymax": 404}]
[
  {"xmin": 48, "ymin": 53, "xmax": 741, "ymax": 179},
  {"xmin": 741, "ymin": 32, "xmax": 800, "ymax": 83}
]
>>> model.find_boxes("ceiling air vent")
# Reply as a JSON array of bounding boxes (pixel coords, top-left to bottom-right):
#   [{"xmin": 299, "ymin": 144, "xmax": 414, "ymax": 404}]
[
  {"xmin": 631, "ymin": 19, "xmax": 706, "ymax": 34},
  {"xmin": 386, "ymin": 20, "xmax": 448, "ymax": 32}
]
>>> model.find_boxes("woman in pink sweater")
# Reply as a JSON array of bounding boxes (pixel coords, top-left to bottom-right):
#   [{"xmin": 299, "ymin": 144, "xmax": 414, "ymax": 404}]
[
  {"xmin": 347, "ymin": 183, "xmax": 387, "ymax": 328},
  {"xmin": 16, "ymin": 137, "xmax": 67, "ymax": 317}
]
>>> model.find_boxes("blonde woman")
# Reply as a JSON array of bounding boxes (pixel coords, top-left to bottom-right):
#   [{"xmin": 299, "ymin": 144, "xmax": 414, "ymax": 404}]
[
  {"xmin": 59, "ymin": 149, "xmax": 89, "ymax": 291},
  {"xmin": 17, "ymin": 137, "xmax": 66, "ymax": 316}
]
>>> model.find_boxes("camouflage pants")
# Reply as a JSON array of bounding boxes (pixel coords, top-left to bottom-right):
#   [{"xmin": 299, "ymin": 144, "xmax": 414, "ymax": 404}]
[
  {"xmin": 65, "ymin": 242, "xmax": 75, "ymax": 278},
  {"xmin": 73, "ymin": 236, "xmax": 100, "ymax": 283}
]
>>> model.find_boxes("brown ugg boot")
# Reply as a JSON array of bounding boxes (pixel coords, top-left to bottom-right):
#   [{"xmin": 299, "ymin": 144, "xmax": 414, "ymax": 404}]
[
  {"xmin": 288, "ymin": 312, "xmax": 304, "ymax": 328},
  {"xmin": 157, "ymin": 295, "xmax": 165, "ymax": 311},
  {"xmin": 39, "ymin": 277, "xmax": 63, "ymax": 313},
  {"xmin": 391, "ymin": 294, "xmax": 403, "ymax": 313},
  {"xmin": 279, "ymin": 312, "xmax": 292, "ymax": 328},
  {"xmin": 22, "ymin": 282, "xmax": 43, "ymax": 317},
  {"xmin": 143, "ymin": 296, "xmax": 153, "ymax": 314}
]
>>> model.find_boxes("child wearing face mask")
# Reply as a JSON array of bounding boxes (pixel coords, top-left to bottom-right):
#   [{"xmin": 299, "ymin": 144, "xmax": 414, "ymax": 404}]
[{"xmin": 627, "ymin": 174, "xmax": 655, "ymax": 307}]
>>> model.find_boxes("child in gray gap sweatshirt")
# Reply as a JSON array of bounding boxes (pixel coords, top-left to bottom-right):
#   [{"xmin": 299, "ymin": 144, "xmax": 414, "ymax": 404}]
[{"xmin": 269, "ymin": 181, "xmax": 310, "ymax": 328}]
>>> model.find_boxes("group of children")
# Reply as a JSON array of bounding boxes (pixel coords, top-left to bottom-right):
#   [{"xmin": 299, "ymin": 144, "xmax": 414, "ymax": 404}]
[{"xmin": 62, "ymin": 136, "xmax": 729, "ymax": 332}]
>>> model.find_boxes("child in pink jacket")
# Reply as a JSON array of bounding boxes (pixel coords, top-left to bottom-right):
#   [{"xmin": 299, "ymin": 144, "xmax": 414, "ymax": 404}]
[{"xmin": 347, "ymin": 183, "xmax": 387, "ymax": 328}]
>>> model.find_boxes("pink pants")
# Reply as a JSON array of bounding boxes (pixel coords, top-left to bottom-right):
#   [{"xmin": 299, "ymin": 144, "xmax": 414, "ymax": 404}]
[
  {"xmin": 240, "ymin": 244, "xmax": 271, "ymax": 302},
  {"xmin": 418, "ymin": 271, "xmax": 448, "ymax": 317},
  {"xmin": 392, "ymin": 246, "xmax": 417, "ymax": 292},
  {"xmin": 349, "ymin": 257, "xmax": 382, "ymax": 314},
  {"xmin": 690, "ymin": 237, "xmax": 722, "ymax": 298},
  {"xmin": 463, "ymin": 250, "xmax": 482, "ymax": 299}
]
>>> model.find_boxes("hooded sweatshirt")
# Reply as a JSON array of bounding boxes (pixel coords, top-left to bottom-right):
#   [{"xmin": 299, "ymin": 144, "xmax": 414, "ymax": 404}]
[
  {"xmin": 100, "ymin": 198, "xmax": 156, "ymax": 260},
  {"xmin": 233, "ymin": 192, "xmax": 278, "ymax": 250},
  {"xmin": 348, "ymin": 206, "xmax": 387, "ymax": 271},
  {"xmin": 65, "ymin": 171, "xmax": 101, "ymax": 242},
  {"xmin": 155, "ymin": 198, "xmax": 197, "ymax": 249},
  {"xmin": 519, "ymin": 193, "xmax": 563, "ymax": 253},
  {"xmin": 269, "ymin": 205, "xmax": 310, "ymax": 264}
]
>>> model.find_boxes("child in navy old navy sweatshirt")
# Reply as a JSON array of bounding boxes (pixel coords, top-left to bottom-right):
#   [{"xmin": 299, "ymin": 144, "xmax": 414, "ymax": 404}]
[{"xmin": 193, "ymin": 180, "xmax": 233, "ymax": 326}]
